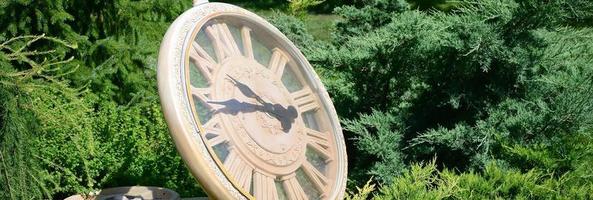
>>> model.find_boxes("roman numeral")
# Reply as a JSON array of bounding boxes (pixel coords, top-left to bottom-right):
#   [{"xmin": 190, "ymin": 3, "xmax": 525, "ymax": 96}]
[
  {"xmin": 241, "ymin": 26, "xmax": 254, "ymax": 59},
  {"xmin": 306, "ymin": 129, "xmax": 332, "ymax": 161},
  {"xmin": 269, "ymin": 48, "xmax": 288, "ymax": 76},
  {"xmin": 291, "ymin": 87, "xmax": 319, "ymax": 112},
  {"xmin": 205, "ymin": 23, "xmax": 242, "ymax": 61},
  {"xmin": 224, "ymin": 150, "xmax": 253, "ymax": 191},
  {"xmin": 302, "ymin": 162, "xmax": 329, "ymax": 196},
  {"xmin": 253, "ymin": 170, "xmax": 279, "ymax": 200},
  {"xmin": 190, "ymin": 41, "xmax": 216, "ymax": 84},
  {"xmin": 282, "ymin": 174, "xmax": 308, "ymax": 200},
  {"xmin": 306, "ymin": 128, "xmax": 330, "ymax": 149},
  {"xmin": 202, "ymin": 117, "xmax": 228, "ymax": 146},
  {"xmin": 191, "ymin": 87, "xmax": 213, "ymax": 107}
]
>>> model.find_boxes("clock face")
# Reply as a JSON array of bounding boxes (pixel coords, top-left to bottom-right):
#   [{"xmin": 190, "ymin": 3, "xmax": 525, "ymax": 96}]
[
  {"xmin": 185, "ymin": 14, "xmax": 342, "ymax": 200},
  {"xmin": 158, "ymin": 3, "xmax": 346, "ymax": 200}
]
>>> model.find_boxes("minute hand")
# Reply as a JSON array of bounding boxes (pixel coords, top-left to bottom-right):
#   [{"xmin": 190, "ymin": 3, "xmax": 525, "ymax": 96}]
[
  {"xmin": 226, "ymin": 75, "xmax": 266, "ymax": 104},
  {"xmin": 226, "ymin": 75, "xmax": 298, "ymax": 132},
  {"xmin": 262, "ymin": 103, "xmax": 298, "ymax": 132},
  {"xmin": 226, "ymin": 75, "xmax": 291, "ymax": 116}
]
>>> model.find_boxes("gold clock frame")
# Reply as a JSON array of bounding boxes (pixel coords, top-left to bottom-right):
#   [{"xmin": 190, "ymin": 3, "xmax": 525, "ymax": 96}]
[{"xmin": 157, "ymin": 2, "xmax": 347, "ymax": 199}]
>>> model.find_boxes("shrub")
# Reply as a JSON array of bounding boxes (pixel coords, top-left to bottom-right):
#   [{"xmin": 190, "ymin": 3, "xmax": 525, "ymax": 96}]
[
  {"xmin": 2, "ymin": 0, "xmax": 593, "ymax": 198},
  {"xmin": 304, "ymin": 0, "xmax": 593, "ymax": 186},
  {"xmin": 288, "ymin": 0, "xmax": 325, "ymax": 18},
  {"xmin": 372, "ymin": 160, "xmax": 593, "ymax": 199}
]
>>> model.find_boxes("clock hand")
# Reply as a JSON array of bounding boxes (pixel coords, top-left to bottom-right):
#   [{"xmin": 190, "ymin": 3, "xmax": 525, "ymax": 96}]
[
  {"xmin": 226, "ymin": 75, "xmax": 266, "ymax": 104},
  {"xmin": 276, "ymin": 105, "xmax": 298, "ymax": 132},
  {"xmin": 262, "ymin": 103, "xmax": 299, "ymax": 133},
  {"xmin": 224, "ymin": 74, "xmax": 299, "ymax": 132},
  {"xmin": 207, "ymin": 99, "xmax": 256, "ymax": 115},
  {"xmin": 207, "ymin": 99, "xmax": 283, "ymax": 122},
  {"xmin": 226, "ymin": 75, "xmax": 292, "ymax": 113},
  {"xmin": 208, "ymin": 99, "xmax": 298, "ymax": 133}
]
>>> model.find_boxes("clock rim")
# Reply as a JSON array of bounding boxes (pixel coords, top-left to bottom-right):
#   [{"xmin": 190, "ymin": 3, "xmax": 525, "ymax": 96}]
[{"xmin": 157, "ymin": 3, "xmax": 348, "ymax": 199}]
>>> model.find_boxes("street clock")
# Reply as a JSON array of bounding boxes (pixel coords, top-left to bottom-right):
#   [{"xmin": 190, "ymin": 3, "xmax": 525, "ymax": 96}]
[{"xmin": 157, "ymin": 1, "xmax": 347, "ymax": 199}]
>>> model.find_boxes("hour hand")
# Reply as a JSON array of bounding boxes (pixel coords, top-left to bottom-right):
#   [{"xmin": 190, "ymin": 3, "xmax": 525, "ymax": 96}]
[
  {"xmin": 207, "ymin": 99, "xmax": 252, "ymax": 115},
  {"xmin": 226, "ymin": 75, "xmax": 264, "ymax": 102}
]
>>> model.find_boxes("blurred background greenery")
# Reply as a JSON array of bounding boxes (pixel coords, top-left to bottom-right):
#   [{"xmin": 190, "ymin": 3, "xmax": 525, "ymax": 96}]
[{"xmin": 1, "ymin": 0, "xmax": 592, "ymax": 199}]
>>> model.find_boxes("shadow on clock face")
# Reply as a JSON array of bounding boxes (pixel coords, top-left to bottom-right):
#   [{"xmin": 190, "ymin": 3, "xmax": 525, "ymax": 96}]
[
  {"xmin": 207, "ymin": 74, "xmax": 298, "ymax": 133},
  {"xmin": 208, "ymin": 99, "xmax": 298, "ymax": 133}
]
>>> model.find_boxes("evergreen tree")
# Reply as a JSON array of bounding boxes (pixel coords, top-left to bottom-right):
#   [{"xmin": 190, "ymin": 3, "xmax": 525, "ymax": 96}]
[
  {"xmin": 0, "ymin": 1, "xmax": 205, "ymax": 198},
  {"xmin": 1, "ymin": 0, "xmax": 592, "ymax": 198},
  {"xmin": 305, "ymin": 0, "xmax": 593, "ymax": 189}
]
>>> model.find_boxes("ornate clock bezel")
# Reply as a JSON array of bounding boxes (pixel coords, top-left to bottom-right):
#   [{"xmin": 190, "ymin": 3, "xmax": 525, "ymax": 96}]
[{"xmin": 157, "ymin": 3, "xmax": 347, "ymax": 199}]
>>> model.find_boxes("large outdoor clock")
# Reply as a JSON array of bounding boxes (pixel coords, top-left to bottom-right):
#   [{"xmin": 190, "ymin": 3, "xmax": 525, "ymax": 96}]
[{"xmin": 157, "ymin": 1, "xmax": 347, "ymax": 199}]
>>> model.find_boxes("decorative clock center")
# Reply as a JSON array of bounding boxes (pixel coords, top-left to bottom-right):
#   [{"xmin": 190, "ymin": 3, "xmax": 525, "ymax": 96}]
[
  {"xmin": 256, "ymin": 112, "xmax": 283, "ymax": 135},
  {"xmin": 211, "ymin": 57, "xmax": 306, "ymax": 171}
]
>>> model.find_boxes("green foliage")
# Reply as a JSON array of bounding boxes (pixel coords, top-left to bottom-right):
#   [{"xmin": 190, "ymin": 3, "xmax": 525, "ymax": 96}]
[
  {"xmin": 0, "ymin": 0, "xmax": 205, "ymax": 198},
  {"xmin": 0, "ymin": 35, "xmax": 94, "ymax": 199},
  {"xmin": 92, "ymin": 101, "xmax": 206, "ymax": 197},
  {"xmin": 412, "ymin": 27, "xmax": 593, "ymax": 171},
  {"xmin": 406, "ymin": 0, "xmax": 458, "ymax": 11},
  {"xmin": 333, "ymin": 0, "xmax": 409, "ymax": 42},
  {"xmin": 0, "ymin": 34, "xmax": 206, "ymax": 198},
  {"xmin": 343, "ymin": 111, "xmax": 406, "ymax": 183},
  {"xmin": 265, "ymin": 11, "xmax": 319, "ymax": 50},
  {"xmin": 1, "ymin": 0, "xmax": 593, "ymax": 198},
  {"xmin": 292, "ymin": 0, "xmax": 593, "ymax": 186},
  {"xmin": 272, "ymin": 0, "xmax": 593, "ymax": 195},
  {"xmin": 371, "ymin": 161, "xmax": 593, "ymax": 199},
  {"xmin": 288, "ymin": 0, "xmax": 325, "ymax": 18},
  {"xmin": 0, "ymin": 0, "xmax": 190, "ymax": 103},
  {"xmin": 344, "ymin": 179, "xmax": 375, "ymax": 200}
]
